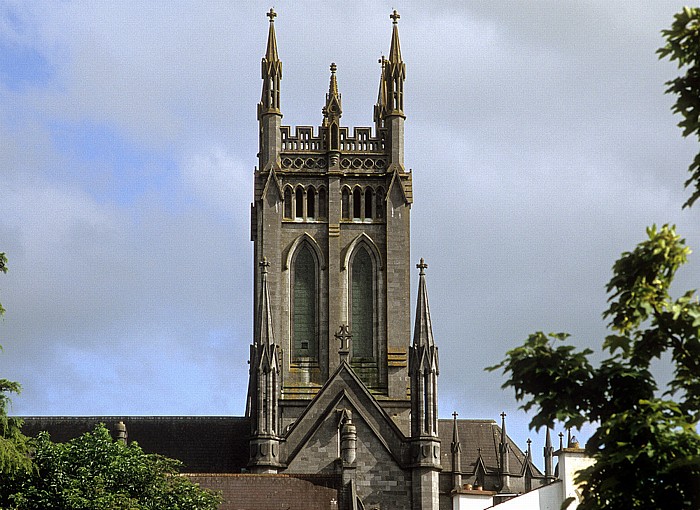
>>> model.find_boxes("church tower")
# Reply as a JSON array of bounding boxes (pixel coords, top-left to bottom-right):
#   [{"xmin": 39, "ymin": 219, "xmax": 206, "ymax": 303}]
[{"xmin": 249, "ymin": 9, "xmax": 414, "ymax": 432}]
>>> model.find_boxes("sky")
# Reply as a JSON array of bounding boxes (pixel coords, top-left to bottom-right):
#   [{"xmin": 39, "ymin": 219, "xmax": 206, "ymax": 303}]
[{"xmin": 1, "ymin": 1, "xmax": 699, "ymax": 466}]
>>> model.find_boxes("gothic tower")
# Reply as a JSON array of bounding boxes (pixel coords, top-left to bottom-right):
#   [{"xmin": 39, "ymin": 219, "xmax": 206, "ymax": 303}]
[{"xmin": 249, "ymin": 9, "xmax": 414, "ymax": 433}]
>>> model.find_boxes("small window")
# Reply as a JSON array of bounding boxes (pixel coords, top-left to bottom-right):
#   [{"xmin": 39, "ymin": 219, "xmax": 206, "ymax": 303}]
[
  {"xmin": 353, "ymin": 188, "xmax": 362, "ymax": 219},
  {"xmin": 342, "ymin": 188, "xmax": 350, "ymax": 220},
  {"xmin": 376, "ymin": 187, "xmax": 385, "ymax": 219},
  {"xmin": 365, "ymin": 188, "xmax": 373, "ymax": 219},
  {"xmin": 307, "ymin": 187, "xmax": 316, "ymax": 219},
  {"xmin": 318, "ymin": 187, "xmax": 327, "ymax": 219},
  {"xmin": 295, "ymin": 187, "xmax": 304, "ymax": 219},
  {"xmin": 284, "ymin": 187, "xmax": 293, "ymax": 219}
]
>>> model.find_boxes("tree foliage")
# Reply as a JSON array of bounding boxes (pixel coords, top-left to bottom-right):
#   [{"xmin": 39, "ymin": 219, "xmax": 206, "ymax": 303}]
[
  {"xmin": 489, "ymin": 225, "xmax": 700, "ymax": 509},
  {"xmin": 0, "ymin": 253, "xmax": 32, "ymax": 477},
  {"xmin": 1, "ymin": 423, "xmax": 221, "ymax": 509},
  {"xmin": 659, "ymin": 6, "xmax": 700, "ymax": 208}
]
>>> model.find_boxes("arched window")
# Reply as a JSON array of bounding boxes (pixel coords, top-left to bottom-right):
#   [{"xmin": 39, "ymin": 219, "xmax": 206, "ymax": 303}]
[
  {"xmin": 375, "ymin": 187, "xmax": 385, "ymax": 219},
  {"xmin": 284, "ymin": 187, "xmax": 293, "ymax": 219},
  {"xmin": 307, "ymin": 186, "xmax": 316, "ymax": 219},
  {"xmin": 293, "ymin": 245, "xmax": 317, "ymax": 359},
  {"xmin": 364, "ymin": 188, "xmax": 373, "ymax": 220},
  {"xmin": 295, "ymin": 187, "xmax": 304, "ymax": 219},
  {"xmin": 318, "ymin": 187, "xmax": 327, "ymax": 219},
  {"xmin": 342, "ymin": 188, "xmax": 350, "ymax": 220},
  {"xmin": 351, "ymin": 247, "xmax": 373, "ymax": 359},
  {"xmin": 353, "ymin": 188, "xmax": 362, "ymax": 220}
]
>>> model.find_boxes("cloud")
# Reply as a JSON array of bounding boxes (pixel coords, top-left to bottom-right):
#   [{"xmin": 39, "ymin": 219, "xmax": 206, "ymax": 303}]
[{"xmin": 1, "ymin": 0, "xmax": 699, "ymax": 462}]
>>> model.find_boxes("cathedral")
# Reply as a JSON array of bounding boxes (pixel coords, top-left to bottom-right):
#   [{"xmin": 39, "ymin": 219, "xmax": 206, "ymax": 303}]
[{"xmin": 21, "ymin": 10, "xmax": 571, "ymax": 510}]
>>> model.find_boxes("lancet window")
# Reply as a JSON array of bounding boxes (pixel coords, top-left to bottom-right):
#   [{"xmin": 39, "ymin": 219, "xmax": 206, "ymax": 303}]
[
  {"xmin": 292, "ymin": 244, "xmax": 317, "ymax": 360},
  {"xmin": 351, "ymin": 246, "xmax": 374, "ymax": 359}
]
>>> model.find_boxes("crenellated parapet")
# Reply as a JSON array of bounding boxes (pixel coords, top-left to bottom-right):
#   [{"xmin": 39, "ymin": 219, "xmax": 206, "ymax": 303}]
[{"xmin": 280, "ymin": 126, "xmax": 387, "ymax": 155}]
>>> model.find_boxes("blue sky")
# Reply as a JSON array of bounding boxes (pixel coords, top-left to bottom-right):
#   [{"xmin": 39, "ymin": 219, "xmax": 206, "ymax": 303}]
[{"xmin": 1, "ymin": 1, "xmax": 699, "ymax": 466}]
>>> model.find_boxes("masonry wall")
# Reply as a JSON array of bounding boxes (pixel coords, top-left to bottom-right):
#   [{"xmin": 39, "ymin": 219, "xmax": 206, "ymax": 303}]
[{"xmin": 284, "ymin": 401, "xmax": 411, "ymax": 510}]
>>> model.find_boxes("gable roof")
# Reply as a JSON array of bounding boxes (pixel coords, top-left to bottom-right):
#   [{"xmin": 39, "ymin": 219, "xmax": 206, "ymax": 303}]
[{"xmin": 20, "ymin": 416, "xmax": 250, "ymax": 473}]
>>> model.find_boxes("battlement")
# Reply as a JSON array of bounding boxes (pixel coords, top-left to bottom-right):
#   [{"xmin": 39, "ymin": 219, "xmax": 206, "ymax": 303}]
[{"xmin": 280, "ymin": 126, "xmax": 386, "ymax": 154}]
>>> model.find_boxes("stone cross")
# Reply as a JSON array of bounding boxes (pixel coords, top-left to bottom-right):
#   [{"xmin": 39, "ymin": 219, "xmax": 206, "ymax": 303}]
[
  {"xmin": 390, "ymin": 9, "xmax": 400, "ymax": 24},
  {"xmin": 335, "ymin": 324, "xmax": 352, "ymax": 362},
  {"xmin": 267, "ymin": 8, "xmax": 277, "ymax": 22}
]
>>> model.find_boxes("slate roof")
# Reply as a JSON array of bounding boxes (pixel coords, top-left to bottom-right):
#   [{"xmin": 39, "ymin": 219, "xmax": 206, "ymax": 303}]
[
  {"xmin": 20, "ymin": 416, "xmax": 250, "ymax": 473},
  {"xmin": 437, "ymin": 418, "xmax": 541, "ymax": 477},
  {"xmin": 20, "ymin": 415, "xmax": 539, "ymax": 478}
]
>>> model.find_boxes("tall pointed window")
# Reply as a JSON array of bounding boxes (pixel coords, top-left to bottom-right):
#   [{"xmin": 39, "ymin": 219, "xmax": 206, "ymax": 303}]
[
  {"xmin": 284, "ymin": 187, "xmax": 293, "ymax": 219},
  {"xmin": 351, "ymin": 247, "xmax": 373, "ymax": 358},
  {"xmin": 318, "ymin": 187, "xmax": 327, "ymax": 219},
  {"xmin": 353, "ymin": 188, "xmax": 362, "ymax": 220},
  {"xmin": 307, "ymin": 186, "xmax": 316, "ymax": 219},
  {"xmin": 375, "ymin": 187, "xmax": 385, "ymax": 219},
  {"xmin": 342, "ymin": 188, "xmax": 350, "ymax": 220},
  {"xmin": 364, "ymin": 188, "xmax": 373, "ymax": 219},
  {"xmin": 295, "ymin": 187, "xmax": 304, "ymax": 219},
  {"xmin": 293, "ymin": 245, "xmax": 317, "ymax": 359}
]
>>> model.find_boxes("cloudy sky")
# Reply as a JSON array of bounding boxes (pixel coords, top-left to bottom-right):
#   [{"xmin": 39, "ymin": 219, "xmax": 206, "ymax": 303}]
[{"xmin": 1, "ymin": 1, "xmax": 698, "ymax": 463}]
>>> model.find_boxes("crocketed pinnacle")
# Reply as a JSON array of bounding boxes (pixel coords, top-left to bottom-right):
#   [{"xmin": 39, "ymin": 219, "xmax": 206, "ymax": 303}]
[
  {"xmin": 412, "ymin": 258, "xmax": 434, "ymax": 348},
  {"xmin": 324, "ymin": 62, "xmax": 342, "ymax": 122},
  {"xmin": 451, "ymin": 411, "xmax": 461, "ymax": 450},
  {"xmin": 260, "ymin": 8, "xmax": 282, "ymax": 115},
  {"xmin": 388, "ymin": 10, "xmax": 402, "ymax": 64},
  {"xmin": 257, "ymin": 257, "xmax": 276, "ymax": 349},
  {"xmin": 265, "ymin": 8, "xmax": 279, "ymax": 62},
  {"xmin": 329, "ymin": 62, "xmax": 339, "ymax": 97},
  {"xmin": 384, "ymin": 10, "xmax": 406, "ymax": 116}
]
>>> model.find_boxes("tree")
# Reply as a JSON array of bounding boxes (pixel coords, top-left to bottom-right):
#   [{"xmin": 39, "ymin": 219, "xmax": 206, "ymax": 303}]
[
  {"xmin": 489, "ymin": 225, "xmax": 700, "ymax": 509},
  {"xmin": 2, "ymin": 423, "xmax": 221, "ymax": 509},
  {"xmin": 658, "ymin": 6, "xmax": 700, "ymax": 208},
  {"xmin": 0, "ymin": 253, "xmax": 32, "ymax": 476}
]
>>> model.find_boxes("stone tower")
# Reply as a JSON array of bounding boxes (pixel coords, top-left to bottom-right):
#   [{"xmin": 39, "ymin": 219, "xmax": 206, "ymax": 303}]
[{"xmin": 248, "ymin": 8, "xmax": 414, "ymax": 433}]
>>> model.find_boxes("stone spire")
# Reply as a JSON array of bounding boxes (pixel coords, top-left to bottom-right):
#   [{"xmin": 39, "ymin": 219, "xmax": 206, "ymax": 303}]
[
  {"xmin": 544, "ymin": 427, "xmax": 554, "ymax": 481},
  {"xmin": 259, "ymin": 8, "xmax": 282, "ymax": 115},
  {"xmin": 451, "ymin": 411, "xmax": 462, "ymax": 491},
  {"xmin": 410, "ymin": 258, "xmax": 439, "ymax": 438},
  {"xmin": 413, "ymin": 258, "xmax": 435, "ymax": 349},
  {"xmin": 258, "ymin": 8, "xmax": 283, "ymax": 170},
  {"xmin": 248, "ymin": 257, "xmax": 282, "ymax": 473},
  {"xmin": 385, "ymin": 10, "xmax": 406, "ymax": 116},
  {"xmin": 409, "ymin": 259, "xmax": 440, "ymax": 510},
  {"xmin": 499, "ymin": 412, "xmax": 511, "ymax": 492}
]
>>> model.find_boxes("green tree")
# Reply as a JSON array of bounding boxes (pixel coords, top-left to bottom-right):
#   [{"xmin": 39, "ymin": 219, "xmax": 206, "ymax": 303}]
[
  {"xmin": 2, "ymin": 423, "xmax": 221, "ymax": 509},
  {"xmin": 489, "ymin": 225, "xmax": 700, "ymax": 509},
  {"xmin": 0, "ymin": 253, "xmax": 32, "ymax": 476},
  {"xmin": 658, "ymin": 6, "xmax": 700, "ymax": 208}
]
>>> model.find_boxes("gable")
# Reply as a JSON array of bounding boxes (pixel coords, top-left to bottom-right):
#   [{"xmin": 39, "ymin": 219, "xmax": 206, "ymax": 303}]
[{"xmin": 282, "ymin": 363, "xmax": 407, "ymax": 467}]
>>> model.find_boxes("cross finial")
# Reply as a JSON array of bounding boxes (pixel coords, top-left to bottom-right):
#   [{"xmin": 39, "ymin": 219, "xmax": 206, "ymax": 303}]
[
  {"xmin": 330, "ymin": 62, "xmax": 337, "ymax": 74},
  {"xmin": 417, "ymin": 258, "xmax": 428, "ymax": 275},
  {"xmin": 260, "ymin": 257, "xmax": 271, "ymax": 274},
  {"xmin": 335, "ymin": 324, "xmax": 352, "ymax": 351},
  {"xmin": 390, "ymin": 9, "xmax": 400, "ymax": 24},
  {"xmin": 452, "ymin": 411, "xmax": 458, "ymax": 420},
  {"xmin": 500, "ymin": 411, "xmax": 507, "ymax": 420},
  {"xmin": 267, "ymin": 8, "xmax": 277, "ymax": 22}
]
